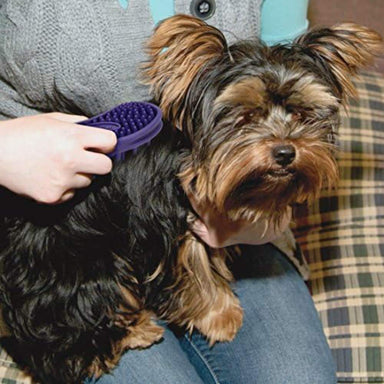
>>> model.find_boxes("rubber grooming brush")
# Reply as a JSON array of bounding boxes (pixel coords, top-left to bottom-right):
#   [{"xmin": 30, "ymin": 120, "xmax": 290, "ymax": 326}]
[{"xmin": 78, "ymin": 102, "xmax": 163, "ymax": 160}]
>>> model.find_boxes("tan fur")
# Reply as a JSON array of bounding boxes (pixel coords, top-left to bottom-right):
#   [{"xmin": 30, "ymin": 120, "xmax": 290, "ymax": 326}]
[
  {"xmin": 217, "ymin": 73, "xmax": 339, "ymax": 112},
  {"xmin": 108, "ymin": 15, "xmax": 380, "ymax": 361},
  {"xmin": 119, "ymin": 311, "xmax": 164, "ymax": 350},
  {"xmin": 142, "ymin": 14, "xmax": 227, "ymax": 131},
  {"xmin": 89, "ymin": 310, "xmax": 163, "ymax": 378},
  {"xmin": 180, "ymin": 135, "xmax": 338, "ymax": 227},
  {"xmin": 161, "ymin": 231, "xmax": 242, "ymax": 343},
  {"xmin": 89, "ymin": 286, "xmax": 163, "ymax": 378},
  {"xmin": 191, "ymin": 279, "xmax": 243, "ymax": 345},
  {"xmin": 215, "ymin": 77, "xmax": 266, "ymax": 108},
  {"xmin": 289, "ymin": 74, "xmax": 339, "ymax": 108},
  {"xmin": 297, "ymin": 23, "xmax": 383, "ymax": 101}
]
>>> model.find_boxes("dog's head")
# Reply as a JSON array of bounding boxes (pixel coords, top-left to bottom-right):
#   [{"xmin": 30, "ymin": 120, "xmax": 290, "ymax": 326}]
[{"xmin": 143, "ymin": 15, "xmax": 382, "ymax": 225}]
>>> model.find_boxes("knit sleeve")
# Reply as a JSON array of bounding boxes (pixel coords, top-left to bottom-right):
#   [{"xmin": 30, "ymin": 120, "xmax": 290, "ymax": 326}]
[{"xmin": 0, "ymin": 0, "xmax": 152, "ymax": 118}]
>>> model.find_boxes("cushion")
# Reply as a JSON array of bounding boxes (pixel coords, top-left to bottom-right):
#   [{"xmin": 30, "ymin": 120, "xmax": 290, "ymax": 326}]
[
  {"xmin": 293, "ymin": 70, "xmax": 384, "ymax": 383},
  {"xmin": 0, "ymin": 348, "xmax": 31, "ymax": 384}
]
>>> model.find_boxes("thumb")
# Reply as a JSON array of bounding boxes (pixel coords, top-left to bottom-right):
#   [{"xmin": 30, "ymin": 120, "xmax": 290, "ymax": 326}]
[
  {"xmin": 190, "ymin": 217, "xmax": 229, "ymax": 249},
  {"xmin": 48, "ymin": 112, "xmax": 88, "ymax": 123}
]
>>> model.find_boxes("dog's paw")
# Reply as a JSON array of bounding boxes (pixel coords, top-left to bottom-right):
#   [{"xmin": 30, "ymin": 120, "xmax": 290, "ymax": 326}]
[
  {"xmin": 194, "ymin": 301, "xmax": 243, "ymax": 344},
  {"xmin": 124, "ymin": 318, "xmax": 164, "ymax": 349},
  {"xmin": 90, "ymin": 317, "xmax": 164, "ymax": 378}
]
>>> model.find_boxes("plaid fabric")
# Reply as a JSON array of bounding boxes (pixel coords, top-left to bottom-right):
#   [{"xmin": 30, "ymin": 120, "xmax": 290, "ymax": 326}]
[
  {"xmin": 293, "ymin": 70, "xmax": 384, "ymax": 383},
  {"xmin": 0, "ymin": 317, "xmax": 32, "ymax": 383},
  {"xmin": 0, "ymin": 348, "xmax": 31, "ymax": 384}
]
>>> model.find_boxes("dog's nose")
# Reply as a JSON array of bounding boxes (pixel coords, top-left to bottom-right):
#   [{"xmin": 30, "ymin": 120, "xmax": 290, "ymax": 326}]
[{"xmin": 272, "ymin": 145, "xmax": 296, "ymax": 167}]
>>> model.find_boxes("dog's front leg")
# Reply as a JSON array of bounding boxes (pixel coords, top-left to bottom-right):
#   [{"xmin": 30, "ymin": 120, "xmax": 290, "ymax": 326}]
[{"xmin": 167, "ymin": 232, "xmax": 243, "ymax": 345}]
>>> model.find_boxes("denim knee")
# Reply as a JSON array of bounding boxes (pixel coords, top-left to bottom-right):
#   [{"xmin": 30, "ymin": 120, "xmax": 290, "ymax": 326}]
[{"xmin": 179, "ymin": 244, "xmax": 337, "ymax": 384}]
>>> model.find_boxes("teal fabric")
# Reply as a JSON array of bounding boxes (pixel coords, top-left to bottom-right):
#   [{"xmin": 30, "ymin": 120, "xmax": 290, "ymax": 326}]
[
  {"xmin": 261, "ymin": 0, "xmax": 309, "ymax": 45},
  {"xmin": 142, "ymin": 0, "xmax": 309, "ymax": 45},
  {"xmin": 149, "ymin": 0, "xmax": 174, "ymax": 25},
  {"xmin": 118, "ymin": 0, "xmax": 128, "ymax": 9},
  {"xmin": 116, "ymin": 1, "xmax": 310, "ymax": 46},
  {"xmin": 117, "ymin": 0, "xmax": 173, "ymax": 23}
]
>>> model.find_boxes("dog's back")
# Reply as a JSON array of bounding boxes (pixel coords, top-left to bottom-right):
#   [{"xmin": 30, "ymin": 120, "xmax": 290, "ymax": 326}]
[{"xmin": 0, "ymin": 123, "xmax": 190, "ymax": 384}]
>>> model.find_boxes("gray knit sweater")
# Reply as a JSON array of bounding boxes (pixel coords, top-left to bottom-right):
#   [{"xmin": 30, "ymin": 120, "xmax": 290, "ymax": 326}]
[{"xmin": 0, "ymin": 0, "xmax": 262, "ymax": 119}]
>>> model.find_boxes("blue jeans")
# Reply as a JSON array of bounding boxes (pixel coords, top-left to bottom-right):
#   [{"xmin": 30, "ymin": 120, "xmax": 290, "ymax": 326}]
[{"xmin": 89, "ymin": 244, "xmax": 337, "ymax": 384}]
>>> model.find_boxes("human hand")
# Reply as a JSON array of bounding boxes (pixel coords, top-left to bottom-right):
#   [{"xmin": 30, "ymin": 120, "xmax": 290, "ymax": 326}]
[
  {"xmin": 190, "ymin": 196, "xmax": 292, "ymax": 248},
  {"xmin": 0, "ymin": 113, "xmax": 117, "ymax": 204}
]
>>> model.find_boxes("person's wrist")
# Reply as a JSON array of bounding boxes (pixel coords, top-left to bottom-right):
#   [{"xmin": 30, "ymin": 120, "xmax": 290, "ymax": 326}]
[{"xmin": 0, "ymin": 120, "xmax": 15, "ymax": 188}]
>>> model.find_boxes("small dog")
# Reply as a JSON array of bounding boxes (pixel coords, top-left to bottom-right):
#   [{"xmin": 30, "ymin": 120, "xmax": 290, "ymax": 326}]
[{"xmin": 0, "ymin": 15, "xmax": 381, "ymax": 384}]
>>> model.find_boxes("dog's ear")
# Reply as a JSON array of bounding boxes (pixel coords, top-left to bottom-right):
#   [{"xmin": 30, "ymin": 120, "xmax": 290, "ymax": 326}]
[
  {"xmin": 296, "ymin": 23, "xmax": 383, "ymax": 102},
  {"xmin": 142, "ymin": 14, "xmax": 227, "ymax": 128}
]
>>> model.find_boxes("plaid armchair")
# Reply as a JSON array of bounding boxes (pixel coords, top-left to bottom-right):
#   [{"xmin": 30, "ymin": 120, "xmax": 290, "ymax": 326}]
[
  {"xmin": 293, "ymin": 70, "xmax": 384, "ymax": 383},
  {"xmin": 0, "ymin": 70, "xmax": 383, "ymax": 383}
]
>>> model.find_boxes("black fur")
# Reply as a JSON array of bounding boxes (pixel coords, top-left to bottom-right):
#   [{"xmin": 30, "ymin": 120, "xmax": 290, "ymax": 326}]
[
  {"xmin": 0, "ymin": 16, "xmax": 380, "ymax": 383},
  {"xmin": 0, "ymin": 124, "xmax": 190, "ymax": 384}
]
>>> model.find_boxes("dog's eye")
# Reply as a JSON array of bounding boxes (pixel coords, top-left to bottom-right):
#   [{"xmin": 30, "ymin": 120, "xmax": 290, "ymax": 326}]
[
  {"xmin": 290, "ymin": 112, "xmax": 302, "ymax": 122},
  {"xmin": 242, "ymin": 108, "xmax": 264, "ymax": 124},
  {"xmin": 245, "ymin": 111, "xmax": 255, "ymax": 120}
]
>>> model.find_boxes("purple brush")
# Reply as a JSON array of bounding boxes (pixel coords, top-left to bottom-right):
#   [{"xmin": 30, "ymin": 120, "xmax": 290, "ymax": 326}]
[{"xmin": 78, "ymin": 102, "xmax": 163, "ymax": 160}]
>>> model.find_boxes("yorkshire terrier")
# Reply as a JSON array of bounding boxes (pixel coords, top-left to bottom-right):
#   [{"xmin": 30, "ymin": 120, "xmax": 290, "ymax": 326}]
[{"xmin": 0, "ymin": 14, "xmax": 381, "ymax": 384}]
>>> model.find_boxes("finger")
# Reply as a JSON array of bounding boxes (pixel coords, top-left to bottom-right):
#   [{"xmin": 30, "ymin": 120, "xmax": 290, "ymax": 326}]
[
  {"xmin": 69, "ymin": 173, "xmax": 93, "ymax": 190},
  {"xmin": 57, "ymin": 189, "xmax": 76, "ymax": 204},
  {"xmin": 77, "ymin": 151, "xmax": 113, "ymax": 175},
  {"xmin": 190, "ymin": 218, "xmax": 207, "ymax": 238},
  {"xmin": 190, "ymin": 218, "xmax": 223, "ymax": 248},
  {"xmin": 49, "ymin": 112, "xmax": 88, "ymax": 123},
  {"xmin": 79, "ymin": 127, "xmax": 117, "ymax": 154}
]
